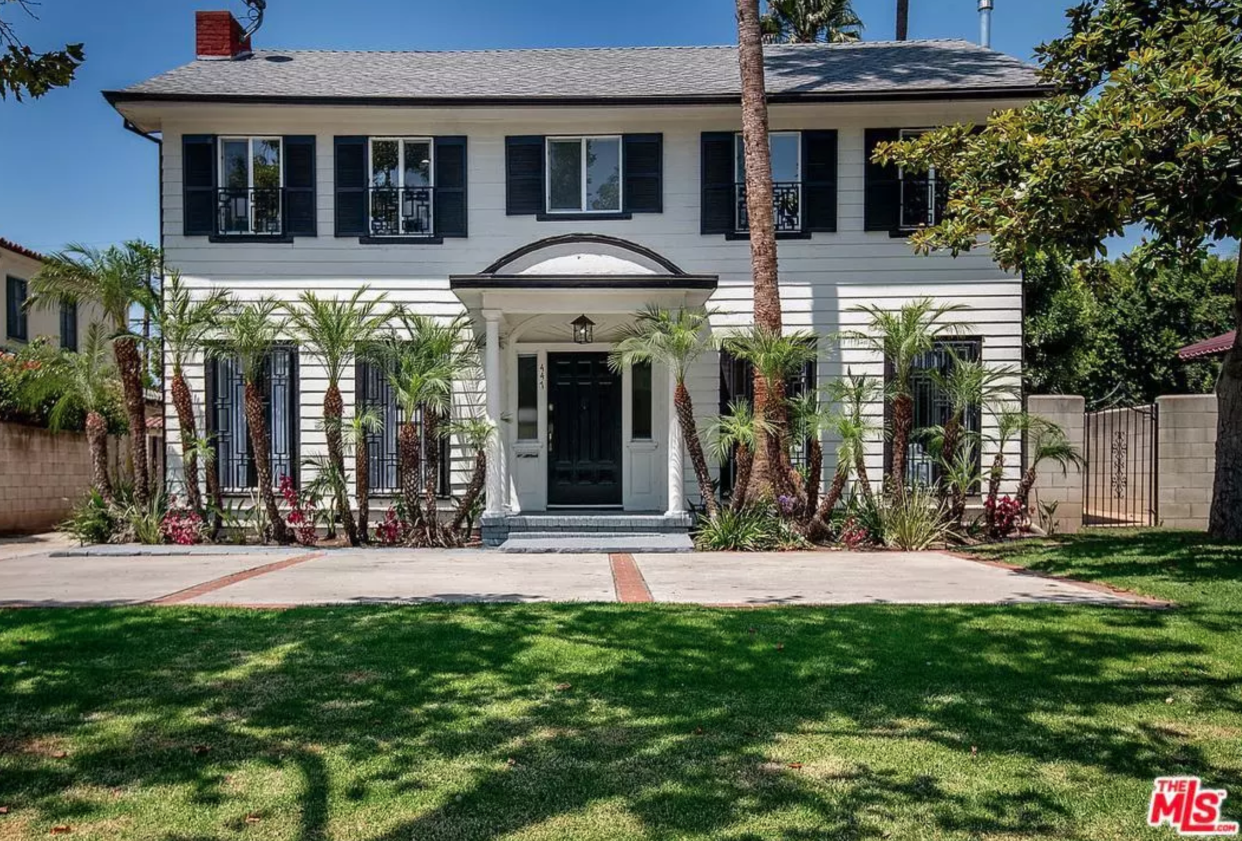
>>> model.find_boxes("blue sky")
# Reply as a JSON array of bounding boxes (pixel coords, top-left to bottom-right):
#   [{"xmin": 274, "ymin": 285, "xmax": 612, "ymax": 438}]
[{"xmin": 0, "ymin": 0, "xmax": 1094, "ymax": 255}]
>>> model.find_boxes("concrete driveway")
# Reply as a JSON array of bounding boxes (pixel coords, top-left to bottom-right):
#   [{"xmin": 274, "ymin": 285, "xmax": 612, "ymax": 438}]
[{"xmin": 0, "ymin": 544, "xmax": 1151, "ymax": 609}]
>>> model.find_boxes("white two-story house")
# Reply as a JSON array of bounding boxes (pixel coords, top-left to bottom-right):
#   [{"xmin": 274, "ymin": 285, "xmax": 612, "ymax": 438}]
[{"xmin": 105, "ymin": 9, "xmax": 1042, "ymax": 544}]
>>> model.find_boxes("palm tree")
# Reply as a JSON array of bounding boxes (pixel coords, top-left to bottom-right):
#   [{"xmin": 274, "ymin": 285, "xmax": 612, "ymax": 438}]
[
  {"xmin": 29, "ymin": 241, "xmax": 161, "ymax": 505},
  {"xmin": 342, "ymin": 409, "xmax": 383, "ymax": 542},
  {"xmin": 286, "ymin": 287, "xmax": 388, "ymax": 546},
  {"xmin": 985, "ymin": 405, "xmax": 1026, "ymax": 519},
  {"xmin": 611, "ymin": 306, "xmax": 720, "ymax": 520},
  {"xmin": 929, "ymin": 356, "xmax": 1019, "ymax": 473},
  {"xmin": 148, "ymin": 273, "xmax": 230, "ymax": 516},
  {"xmin": 708, "ymin": 400, "xmax": 765, "ymax": 513},
  {"xmin": 841, "ymin": 298, "xmax": 965, "ymax": 500},
  {"xmin": 760, "ymin": 0, "xmax": 863, "ymax": 43},
  {"xmin": 825, "ymin": 370, "xmax": 881, "ymax": 503},
  {"xmin": 186, "ymin": 434, "xmax": 225, "ymax": 540},
  {"xmin": 212, "ymin": 298, "xmax": 291, "ymax": 544},
  {"xmin": 21, "ymin": 323, "xmax": 121, "ymax": 501},
  {"xmin": 737, "ymin": 0, "xmax": 787, "ymax": 497},
  {"xmin": 788, "ymin": 391, "xmax": 826, "ymax": 516},
  {"xmin": 1017, "ymin": 418, "xmax": 1084, "ymax": 514},
  {"xmin": 449, "ymin": 416, "xmax": 494, "ymax": 536},
  {"xmin": 896, "ymin": 0, "xmax": 909, "ymax": 40}
]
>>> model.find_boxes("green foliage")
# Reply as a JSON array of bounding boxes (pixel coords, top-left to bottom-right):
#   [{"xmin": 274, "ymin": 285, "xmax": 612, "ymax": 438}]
[
  {"xmin": 286, "ymin": 287, "xmax": 388, "ymax": 386},
  {"xmin": 0, "ymin": 335, "xmax": 125, "ymax": 432},
  {"xmin": 694, "ymin": 504, "xmax": 805, "ymax": 552},
  {"xmin": 0, "ymin": 1, "xmax": 84, "ymax": 101},
  {"xmin": 152, "ymin": 273, "xmax": 231, "ymax": 378},
  {"xmin": 610, "ymin": 305, "xmax": 715, "ymax": 383},
  {"xmin": 760, "ymin": 0, "xmax": 863, "ymax": 43},
  {"xmin": 30, "ymin": 241, "xmax": 159, "ymax": 337},
  {"xmin": 118, "ymin": 491, "xmax": 168, "ymax": 546},
  {"xmin": 61, "ymin": 489, "xmax": 117, "ymax": 546},
  {"xmin": 212, "ymin": 298, "xmax": 288, "ymax": 385},
  {"xmin": 877, "ymin": 484, "xmax": 954, "ymax": 551},
  {"xmin": 840, "ymin": 299, "xmax": 964, "ymax": 397}
]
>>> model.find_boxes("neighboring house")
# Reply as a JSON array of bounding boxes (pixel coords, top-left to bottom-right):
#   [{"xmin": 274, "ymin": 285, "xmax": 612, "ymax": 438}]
[
  {"xmin": 1, "ymin": 238, "xmax": 89, "ymax": 353},
  {"xmin": 104, "ymin": 10, "xmax": 1042, "ymax": 539},
  {"xmin": 1178, "ymin": 331, "xmax": 1237, "ymax": 362}
]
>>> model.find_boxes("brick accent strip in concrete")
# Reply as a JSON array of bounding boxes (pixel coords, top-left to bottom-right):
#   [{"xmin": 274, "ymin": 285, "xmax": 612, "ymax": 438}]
[
  {"xmin": 609, "ymin": 553, "xmax": 653, "ymax": 603},
  {"xmin": 148, "ymin": 552, "xmax": 323, "ymax": 606}
]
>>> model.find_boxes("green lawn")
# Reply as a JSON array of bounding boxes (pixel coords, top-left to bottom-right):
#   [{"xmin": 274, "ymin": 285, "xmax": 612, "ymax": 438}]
[{"xmin": 2, "ymin": 531, "xmax": 1240, "ymax": 840}]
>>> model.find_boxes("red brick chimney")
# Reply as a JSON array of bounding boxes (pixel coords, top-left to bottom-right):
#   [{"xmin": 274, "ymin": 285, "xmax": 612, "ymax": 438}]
[{"xmin": 196, "ymin": 11, "xmax": 252, "ymax": 60}]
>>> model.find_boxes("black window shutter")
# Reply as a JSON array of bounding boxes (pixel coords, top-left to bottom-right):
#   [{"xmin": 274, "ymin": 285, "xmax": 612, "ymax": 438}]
[
  {"xmin": 701, "ymin": 132, "xmax": 735, "ymax": 235},
  {"xmin": 434, "ymin": 136, "xmax": 468, "ymax": 237},
  {"xmin": 284, "ymin": 135, "xmax": 316, "ymax": 237},
  {"xmin": 505, "ymin": 136, "xmax": 545, "ymax": 216},
  {"xmin": 801, "ymin": 130, "xmax": 838, "ymax": 233},
  {"xmin": 183, "ymin": 134, "xmax": 217, "ymax": 237},
  {"xmin": 865, "ymin": 128, "xmax": 902, "ymax": 232},
  {"xmin": 622, "ymin": 134, "xmax": 663, "ymax": 214},
  {"xmin": 334, "ymin": 136, "xmax": 368, "ymax": 237}
]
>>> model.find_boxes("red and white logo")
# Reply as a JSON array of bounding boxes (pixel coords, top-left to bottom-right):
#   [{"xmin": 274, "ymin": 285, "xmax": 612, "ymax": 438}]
[{"xmin": 1149, "ymin": 777, "xmax": 1239, "ymax": 836}]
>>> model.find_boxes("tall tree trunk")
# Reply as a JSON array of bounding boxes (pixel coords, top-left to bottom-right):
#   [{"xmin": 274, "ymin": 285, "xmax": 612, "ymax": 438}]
[
  {"xmin": 804, "ymin": 438, "xmax": 823, "ymax": 520},
  {"xmin": 1016, "ymin": 467, "xmax": 1038, "ymax": 515},
  {"xmin": 85, "ymin": 411, "xmax": 112, "ymax": 503},
  {"xmin": 896, "ymin": 0, "xmax": 910, "ymax": 40},
  {"xmin": 422, "ymin": 408, "xmax": 443, "ymax": 543},
  {"xmin": 324, "ymin": 383, "xmax": 359, "ymax": 546},
  {"xmin": 399, "ymin": 419, "xmax": 423, "ymax": 534},
  {"xmin": 674, "ymin": 381, "xmax": 720, "ymax": 520},
  {"xmin": 244, "ymin": 381, "xmax": 289, "ymax": 544},
  {"xmin": 1209, "ymin": 259, "xmax": 1242, "ymax": 539},
  {"xmin": 890, "ymin": 392, "xmax": 913, "ymax": 500},
  {"xmin": 854, "ymin": 449, "xmax": 874, "ymax": 503},
  {"xmin": 170, "ymin": 372, "xmax": 202, "ymax": 514},
  {"xmin": 731, "ymin": 444, "xmax": 753, "ymax": 513},
  {"xmin": 809, "ymin": 470, "xmax": 849, "ymax": 542},
  {"xmin": 452, "ymin": 451, "xmax": 486, "ymax": 534},
  {"xmin": 205, "ymin": 453, "xmax": 224, "ymax": 541},
  {"xmin": 113, "ymin": 336, "xmax": 149, "ymax": 506},
  {"xmin": 356, "ymin": 434, "xmax": 371, "ymax": 543},
  {"xmin": 737, "ymin": 0, "xmax": 786, "ymax": 503},
  {"xmin": 985, "ymin": 452, "xmax": 1005, "ymax": 535}
]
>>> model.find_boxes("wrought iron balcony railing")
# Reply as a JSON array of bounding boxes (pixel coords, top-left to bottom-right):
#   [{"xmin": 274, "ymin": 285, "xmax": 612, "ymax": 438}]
[
  {"xmin": 369, "ymin": 186, "xmax": 436, "ymax": 237},
  {"xmin": 734, "ymin": 181, "xmax": 803, "ymax": 233},
  {"xmin": 899, "ymin": 176, "xmax": 949, "ymax": 230},
  {"xmin": 217, "ymin": 188, "xmax": 285, "ymax": 237}
]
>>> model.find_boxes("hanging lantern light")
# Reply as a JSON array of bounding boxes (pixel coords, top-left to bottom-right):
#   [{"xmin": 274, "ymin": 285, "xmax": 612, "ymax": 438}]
[{"xmin": 571, "ymin": 314, "xmax": 595, "ymax": 344}]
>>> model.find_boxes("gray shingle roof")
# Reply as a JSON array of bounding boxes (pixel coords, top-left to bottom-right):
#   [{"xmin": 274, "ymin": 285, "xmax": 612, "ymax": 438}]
[{"xmin": 108, "ymin": 40, "xmax": 1043, "ymax": 104}]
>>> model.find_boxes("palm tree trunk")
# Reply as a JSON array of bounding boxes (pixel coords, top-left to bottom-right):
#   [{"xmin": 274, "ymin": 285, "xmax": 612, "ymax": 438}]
[
  {"xmin": 324, "ymin": 383, "xmax": 359, "ymax": 546},
  {"xmin": 244, "ymin": 381, "xmax": 289, "ymax": 544},
  {"xmin": 890, "ymin": 392, "xmax": 913, "ymax": 500},
  {"xmin": 1208, "ymin": 259, "xmax": 1242, "ymax": 539},
  {"xmin": 731, "ymin": 444, "xmax": 753, "ymax": 513},
  {"xmin": 985, "ymin": 452, "xmax": 1005, "ymax": 535},
  {"xmin": 205, "ymin": 454, "xmax": 224, "ymax": 541},
  {"xmin": 422, "ymin": 408, "xmax": 443, "ymax": 543},
  {"xmin": 399, "ymin": 419, "xmax": 423, "ymax": 535},
  {"xmin": 170, "ymin": 372, "xmax": 202, "ymax": 514},
  {"xmin": 896, "ymin": 0, "xmax": 910, "ymax": 40},
  {"xmin": 356, "ymin": 435, "xmax": 371, "ymax": 543},
  {"xmin": 809, "ymin": 470, "xmax": 849, "ymax": 542},
  {"xmin": 804, "ymin": 438, "xmax": 823, "ymax": 520},
  {"xmin": 1016, "ymin": 467, "xmax": 1038, "ymax": 514},
  {"xmin": 113, "ymin": 336, "xmax": 149, "ymax": 505},
  {"xmin": 674, "ymin": 381, "xmax": 720, "ymax": 520},
  {"xmin": 85, "ymin": 411, "xmax": 113, "ymax": 503},
  {"xmin": 854, "ymin": 450, "xmax": 874, "ymax": 502},
  {"xmin": 941, "ymin": 415, "xmax": 961, "ymax": 481},
  {"xmin": 452, "ymin": 450, "xmax": 486, "ymax": 534}
]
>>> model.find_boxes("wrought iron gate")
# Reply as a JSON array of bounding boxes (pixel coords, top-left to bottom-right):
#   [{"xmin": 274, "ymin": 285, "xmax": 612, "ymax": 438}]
[{"xmin": 1083, "ymin": 403, "xmax": 1158, "ymax": 527}]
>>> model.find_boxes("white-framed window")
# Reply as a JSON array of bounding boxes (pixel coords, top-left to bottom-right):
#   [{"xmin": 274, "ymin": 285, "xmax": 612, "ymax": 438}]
[
  {"xmin": 546, "ymin": 136, "xmax": 623, "ymax": 214},
  {"xmin": 218, "ymin": 137, "xmax": 283, "ymax": 235},
  {"xmin": 369, "ymin": 138, "xmax": 435, "ymax": 236},
  {"xmin": 899, "ymin": 128, "xmax": 942, "ymax": 229},
  {"xmin": 733, "ymin": 132, "xmax": 802, "ymax": 232}
]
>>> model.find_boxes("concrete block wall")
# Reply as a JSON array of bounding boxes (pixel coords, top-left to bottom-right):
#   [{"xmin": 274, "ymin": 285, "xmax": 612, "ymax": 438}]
[
  {"xmin": 0, "ymin": 422, "xmax": 131, "ymax": 534},
  {"xmin": 1026, "ymin": 395, "xmax": 1085, "ymax": 535},
  {"xmin": 1156, "ymin": 395, "xmax": 1218, "ymax": 530}
]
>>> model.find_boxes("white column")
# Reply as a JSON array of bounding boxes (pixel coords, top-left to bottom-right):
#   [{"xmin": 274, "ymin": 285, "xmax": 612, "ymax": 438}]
[
  {"xmin": 665, "ymin": 366, "xmax": 685, "ymax": 515},
  {"xmin": 483, "ymin": 310, "xmax": 505, "ymax": 516}
]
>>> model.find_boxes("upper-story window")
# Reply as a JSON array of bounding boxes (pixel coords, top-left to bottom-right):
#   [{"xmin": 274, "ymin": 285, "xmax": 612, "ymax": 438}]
[
  {"xmin": 219, "ymin": 137, "xmax": 283, "ymax": 236},
  {"xmin": 734, "ymin": 132, "xmax": 802, "ymax": 233},
  {"xmin": 369, "ymin": 138, "xmax": 435, "ymax": 237},
  {"xmin": 898, "ymin": 129, "xmax": 946, "ymax": 230},
  {"xmin": 864, "ymin": 127, "xmax": 947, "ymax": 234},
  {"xmin": 546, "ymin": 136, "xmax": 622, "ymax": 214}
]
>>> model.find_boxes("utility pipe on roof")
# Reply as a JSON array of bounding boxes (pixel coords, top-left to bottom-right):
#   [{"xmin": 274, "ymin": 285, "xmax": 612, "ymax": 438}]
[{"xmin": 979, "ymin": 0, "xmax": 994, "ymax": 49}]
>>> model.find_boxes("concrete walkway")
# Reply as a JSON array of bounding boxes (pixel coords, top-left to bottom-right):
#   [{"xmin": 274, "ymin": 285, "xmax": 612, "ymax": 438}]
[{"xmin": 0, "ymin": 544, "xmax": 1151, "ymax": 609}]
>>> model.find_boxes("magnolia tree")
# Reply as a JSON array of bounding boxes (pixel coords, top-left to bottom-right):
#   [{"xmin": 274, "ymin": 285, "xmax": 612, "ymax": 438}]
[{"xmin": 878, "ymin": 0, "xmax": 1242, "ymax": 539}]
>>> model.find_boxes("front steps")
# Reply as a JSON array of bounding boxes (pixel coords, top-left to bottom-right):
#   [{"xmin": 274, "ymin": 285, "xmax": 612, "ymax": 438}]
[{"xmin": 483, "ymin": 511, "xmax": 694, "ymax": 553}]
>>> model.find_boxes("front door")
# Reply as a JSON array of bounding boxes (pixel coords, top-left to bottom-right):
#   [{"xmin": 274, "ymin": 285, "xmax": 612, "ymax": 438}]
[{"xmin": 547, "ymin": 352, "xmax": 622, "ymax": 506}]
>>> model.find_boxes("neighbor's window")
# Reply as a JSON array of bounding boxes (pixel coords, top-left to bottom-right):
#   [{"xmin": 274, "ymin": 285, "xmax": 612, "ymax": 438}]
[
  {"xmin": 632, "ymin": 361, "xmax": 652, "ymax": 440},
  {"xmin": 898, "ymin": 129, "xmax": 947, "ymax": 230},
  {"xmin": 734, "ymin": 132, "xmax": 801, "ymax": 232},
  {"xmin": 59, "ymin": 301, "xmax": 77, "ymax": 352},
  {"xmin": 517, "ymin": 355, "xmax": 539, "ymax": 441},
  {"xmin": 547, "ymin": 136, "xmax": 622, "ymax": 213},
  {"xmin": 209, "ymin": 347, "xmax": 298, "ymax": 492},
  {"xmin": 369, "ymin": 138, "xmax": 434, "ymax": 237},
  {"xmin": 5, "ymin": 276, "xmax": 27, "ymax": 342},
  {"xmin": 218, "ymin": 137, "xmax": 283, "ymax": 236}
]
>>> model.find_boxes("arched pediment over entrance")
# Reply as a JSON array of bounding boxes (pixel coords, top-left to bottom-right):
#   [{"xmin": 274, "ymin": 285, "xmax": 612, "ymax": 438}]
[{"xmin": 479, "ymin": 233, "xmax": 691, "ymax": 277}]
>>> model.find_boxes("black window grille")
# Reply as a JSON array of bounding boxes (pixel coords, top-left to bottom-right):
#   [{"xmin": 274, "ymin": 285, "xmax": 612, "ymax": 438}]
[
  {"xmin": 6, "ymin": 276, "xmax": 27, "ymax": 342},
  {"xmin": 59, "ymin": 301, "xmax": 77, "ymax": 352},
  {"xmin": 887, "ymin": 338, "xmax": 983, "ymax": 486},
  {"xmin": 356, "ymin": 359, "xmax": 450, "ymax": 498},
  {"xmin": 718, "ymin": 347, "xmax": 817, "ymax": 498},
  {"xmin": 207, "ymin": 346, "xmax": 299, "ymax": 493}
]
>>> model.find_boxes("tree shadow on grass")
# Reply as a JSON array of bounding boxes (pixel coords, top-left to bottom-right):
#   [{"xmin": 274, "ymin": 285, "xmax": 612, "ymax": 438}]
[{"xmin": 0, "ymin": 593, "xmax": 1237, "ymax": 839}]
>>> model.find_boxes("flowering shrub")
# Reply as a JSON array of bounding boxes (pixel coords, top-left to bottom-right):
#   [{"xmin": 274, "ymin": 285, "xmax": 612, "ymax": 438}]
[
  {"xmin": 985, "ymin": 495, "xmax": 1024, "ymax": 539},
  {"xmin": 280, "ymin": 475, "xmax": 318, "ymax": 546},
  {"xmin": 160, "ymin": 495, "xmax": 203, "ymax": 546},
  {"xmin": 839, "ymin": 517, "xmax": 871, "ymax": 550},
  {"xmin": 374, "ymin": 507, "xmax": 406, "ymax": 546},
  {"xmin": 776, "ymin": 494, "xmax": 797, "ymax": 516}
]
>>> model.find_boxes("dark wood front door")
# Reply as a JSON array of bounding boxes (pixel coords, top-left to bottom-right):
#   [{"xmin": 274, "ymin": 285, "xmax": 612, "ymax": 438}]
[{"xmin": 547, "ymin": 352, "xmax": 622, "ymax": 506}]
